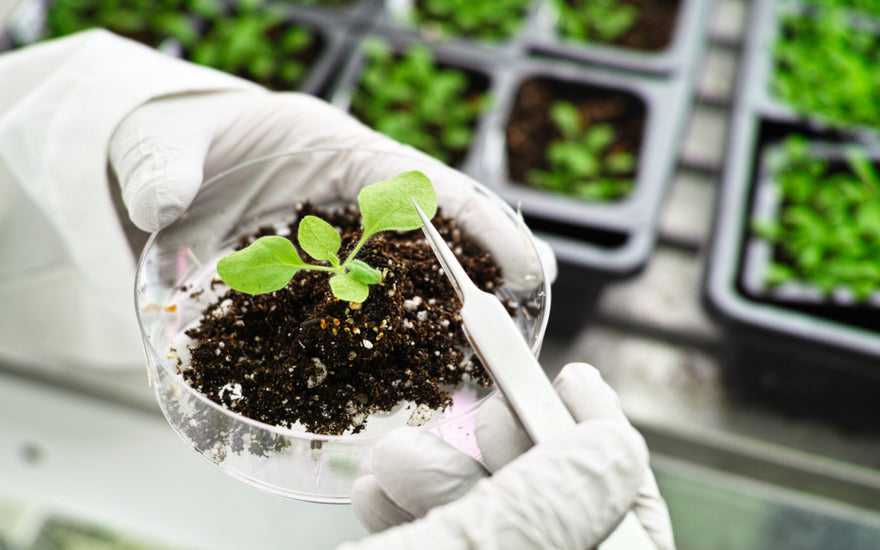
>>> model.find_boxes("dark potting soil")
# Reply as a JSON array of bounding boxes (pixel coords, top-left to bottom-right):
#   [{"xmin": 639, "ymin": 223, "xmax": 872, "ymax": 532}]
[
  {"xmin": 181, "ymin": 204, "xmax": 504, "ymax": 436},
  {"xmin": 505, "ymin": 76, "xmax": 646, "ymax": 190}
]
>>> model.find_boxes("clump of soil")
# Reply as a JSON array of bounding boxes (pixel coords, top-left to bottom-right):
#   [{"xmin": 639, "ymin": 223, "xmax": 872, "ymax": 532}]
[{"xmin": 181, "ymin": 203, "xmax": 504, "ymax": 435}]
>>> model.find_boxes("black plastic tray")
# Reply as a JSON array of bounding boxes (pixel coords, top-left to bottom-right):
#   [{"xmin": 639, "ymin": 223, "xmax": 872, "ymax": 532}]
[{"xmin": 703, "ymin": 0, "xmax": 880, "ymax": 426}]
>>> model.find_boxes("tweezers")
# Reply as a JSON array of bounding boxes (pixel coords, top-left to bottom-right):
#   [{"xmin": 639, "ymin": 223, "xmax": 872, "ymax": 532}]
[{"xmin": 415, "ymin": 202, "xmax": 657, "ymax": 550}]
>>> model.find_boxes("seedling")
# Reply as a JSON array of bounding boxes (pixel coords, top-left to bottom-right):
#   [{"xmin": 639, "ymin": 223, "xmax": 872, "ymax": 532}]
[
  {"xmin": 217, "ymin": 171, "xmax": 438, "ymax": 303},
  {"xmin": 351, "ymin": 39, "xmax": 490, "ymax": 165},
  {"xmin": 554, "ymin": 0, "xmax": 639, "ymax": 44},
  {"xmin": 753, "ymin": 135, "xmax": 880, "ymax": 300},
  {"xmin": 773, "ymin": 8, "xmax": 880, "ymax": 130},
  {"xmin": 406, "ymin": 0, "xmax": 532, "ymax": 41},
  {"xmin": 527, "ymin": 101, "xmax": 636, "ymax": 201}
]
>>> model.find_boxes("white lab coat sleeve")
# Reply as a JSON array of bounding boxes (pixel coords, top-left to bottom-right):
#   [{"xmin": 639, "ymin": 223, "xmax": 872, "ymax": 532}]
[{"xmin": 0, "ymin": 30, "xmax": 260, "ymax": 371}]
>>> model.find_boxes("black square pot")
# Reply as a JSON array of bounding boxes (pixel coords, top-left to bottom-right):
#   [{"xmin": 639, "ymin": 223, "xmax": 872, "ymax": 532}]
[
  {"xmin": 327, "ymin": 30, "xmax": 497, "ymax": 172},
  {"xmin": 703, "ymin": 0, "xmax": 880, "ymax": 428},
  {"xmin": 525, "ymin": 0, "xmax": 714, "ymax": 76}
]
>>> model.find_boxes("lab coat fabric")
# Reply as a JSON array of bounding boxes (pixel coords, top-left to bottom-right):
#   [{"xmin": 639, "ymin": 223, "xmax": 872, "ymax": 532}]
[{"xmin": 0, "ymin": 30, "xmax": 253, "ymax": 371}]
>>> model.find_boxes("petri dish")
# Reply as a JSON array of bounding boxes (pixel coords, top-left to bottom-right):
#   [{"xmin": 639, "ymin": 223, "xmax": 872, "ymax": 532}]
[{"xmin": 134, "ymin": 148, "xmax": 551, "ymax": 503}]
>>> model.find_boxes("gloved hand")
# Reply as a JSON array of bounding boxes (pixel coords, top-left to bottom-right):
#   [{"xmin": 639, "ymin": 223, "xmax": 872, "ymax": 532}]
[
  {"xmin": 109, "ymin": 90, "xmax": 556, "ymax": 288},
  {"xmin": 340, "ymin": 362, "xmax": 675, "ymax": 550}
]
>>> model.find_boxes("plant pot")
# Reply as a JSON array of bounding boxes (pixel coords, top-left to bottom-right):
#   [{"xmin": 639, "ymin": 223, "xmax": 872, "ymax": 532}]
[
  {"xmin": 525, "ymin": 0, "xmax": 714, "ymax": 76},
  {"xmin": 180, "ymin": 2, "xmax": 353, "ymax": 96},
  {"xmin": 703, "ymin": 0, "xmax": 880, "ymax": 428},
  {"xmin": 374, "ymin": 0, "xmax": 539, "ymax": 56},
  {"xmin": 328, "ymin": 32, "xmax": 495, "ymax": 170},
  {"xmin": 748, "ymin": 0, "xmax": 880, "ymax": 140},
  {"xmin": 134, "ymin": 148, "xmax": 551, "ymax": 503},
  {"xmin": 474, "ymin": 60, "xmax": 690, "ymax": 332},
  {"xmin": 741, "ymin": 140, "xmax": 880, "ymax": 308}
]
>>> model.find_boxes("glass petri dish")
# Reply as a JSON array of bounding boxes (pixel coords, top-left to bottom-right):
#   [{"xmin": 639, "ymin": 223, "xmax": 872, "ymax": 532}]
[{"xmin": 134, "ymin": 148, "xmax": 551, "ymax": 503}]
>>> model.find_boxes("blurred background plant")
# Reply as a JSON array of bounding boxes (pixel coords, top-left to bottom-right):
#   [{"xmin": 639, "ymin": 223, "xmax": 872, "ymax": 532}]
[
  {"xmin": 185, "ymin": 0, "xmax": 320, "ymax": 90},
  {"xmin": 773, "ymin": 6, "xmax": 880, "ymax": 130},
  {"xmin": 402, "ymin": 0, "xmax": 532, "ymax": 42},
  {"xmin": 553, "ymin": 0, "xmax": 639, "ymax": 44},
  {"xmin": 41, "ymin": 0, "xmax": 223, "ymax": 48},
  {"xmin": 350, "ymin": 38, "xmax": 490, "ymax": 165},
  {"xmin": 527, "ymin": 100, "xmax": 636, "ymax": 201},
  {"xmin": 753, "ymin": 135, "xmax": 880, "ymax": 300}
]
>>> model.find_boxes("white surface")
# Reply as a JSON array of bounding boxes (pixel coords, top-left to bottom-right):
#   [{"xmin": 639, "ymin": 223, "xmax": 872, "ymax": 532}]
[{"xmin": 0, "ymin": 370, "xmax": 368, "ymax": 549}]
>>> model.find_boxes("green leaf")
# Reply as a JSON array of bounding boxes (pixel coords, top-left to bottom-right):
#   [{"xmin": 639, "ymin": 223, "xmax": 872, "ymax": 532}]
[
  {"xmin": 359, "ymin": 170, "xmax": 438, "ymax": 236},
  {"xmin": 298, "ymin": 215, "xmax": 341, "ymax": 265},
  {"xmin": 349, "ymin": 259, "xmax": 382, "ymax": 285},
  {"xmin": 330, "ymin": 272, "xmax": 370, "ymax": 303},
  {"xmin": 217, "ymin": 236, "xmax": 305, "ymax": 294}
]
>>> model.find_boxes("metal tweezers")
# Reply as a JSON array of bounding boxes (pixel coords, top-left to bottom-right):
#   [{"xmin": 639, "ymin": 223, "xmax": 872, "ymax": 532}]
[{"xmin": 415, "ymin": 202, "xmax": 657, "ymax": 550}]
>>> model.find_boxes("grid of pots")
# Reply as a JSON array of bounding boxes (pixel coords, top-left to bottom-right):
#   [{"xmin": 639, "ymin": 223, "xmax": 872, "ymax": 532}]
[
  {"xmin": 1, "ymin": 0, "xmax": 715, "ymax": 336},
  {"xmin": 703, "ymin": 0, "xmax": 880, "ymax": 428}
]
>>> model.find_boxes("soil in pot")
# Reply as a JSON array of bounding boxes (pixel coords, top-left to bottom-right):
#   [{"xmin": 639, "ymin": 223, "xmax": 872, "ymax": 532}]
[
  {"xmin": 555, "ymin": 0, "xmax": 679, "ymax": 52},
  {"xmin": 505, "ymin": 76, "xmax": 645, "ymax": 202},
  {"xmin": 179, "ymin": 203, "xmax": 506, "ymax": 436}
]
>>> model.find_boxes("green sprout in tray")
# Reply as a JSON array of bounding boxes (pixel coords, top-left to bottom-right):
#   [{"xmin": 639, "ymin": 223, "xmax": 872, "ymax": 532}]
[
  {"xmin": 773, "ymin": 7, "xmax": 880, "ymax": 130},
  {"xmin": 753, "ymin": 135, "xmax": 880, "ymax": 301},
  {"xmin": 351, "ymin": 39, "xmax": 490, "ymax": 166},
  {"xmin": 406, "ymin": 0, "xmax": 532, "ymax": 42},
  {"xmin": 187, "ymin": 0, "xmax": 319, "ymax": 90},
  {"xmin": 553, "ymin": 0, "xmax": 639, "ymax": 44},
  {"xmin": 527, "ymin": 101, "xmax": 636, "ymax": 201}
]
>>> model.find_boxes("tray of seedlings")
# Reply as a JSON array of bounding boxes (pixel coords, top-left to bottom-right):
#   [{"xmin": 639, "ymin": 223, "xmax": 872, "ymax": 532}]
[{"xmin": 703, "ymin": 0, "xmax": 880, "ymax": 427}]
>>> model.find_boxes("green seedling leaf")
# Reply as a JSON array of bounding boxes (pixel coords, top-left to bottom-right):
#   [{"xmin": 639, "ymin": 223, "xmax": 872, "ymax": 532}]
[
  {"xmin": 298, "ymin": 215, "xmax": 341, "ymax": 265},
  {"xmin": 349, "ymin": 259, "xmax": 383, "ymax": 285},
  {"xmin": 330, "ymin": 272, "xmax": 370, "ymax": 303},
  {"xmin": 218, "ymin": 236, "xmax": 306, "ymax": 294},
  {"xmin": 359, "ymin": 170, "xmax": 438, "ymax": 235}
]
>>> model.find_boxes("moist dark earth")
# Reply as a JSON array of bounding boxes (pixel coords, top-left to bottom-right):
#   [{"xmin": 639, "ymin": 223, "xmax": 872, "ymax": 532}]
[{"xmin": 180, "ymin": 204, "xmax": 506, "ymax": 435}]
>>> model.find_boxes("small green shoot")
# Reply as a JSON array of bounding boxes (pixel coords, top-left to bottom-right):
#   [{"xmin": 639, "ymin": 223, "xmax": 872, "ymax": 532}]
[
  {"xmin": 527, "ymin": 100, "xmax": 636, "ymax": 201},
  {"xmin": 217, "ymin": 171, "xmax": 438, "ymax": 303}
]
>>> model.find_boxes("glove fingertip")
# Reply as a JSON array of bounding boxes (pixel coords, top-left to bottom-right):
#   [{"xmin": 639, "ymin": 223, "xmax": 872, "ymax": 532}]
[
  {"xmin": 124, "ymin": 167, "xmax": 203, "ymax": 232},
  {"xmin": 351, "ymin": 474, "xmax": 414, "ymax": 533}
]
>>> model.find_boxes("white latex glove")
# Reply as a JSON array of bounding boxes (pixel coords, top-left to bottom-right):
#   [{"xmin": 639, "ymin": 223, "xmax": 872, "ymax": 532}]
[
  {"xmin": 109, "ymin": 90, "xmax": 557, "ymax": 289},
  {"xmin": 340, "ymin": 363, "xmax": 675, "ymax": 550}
]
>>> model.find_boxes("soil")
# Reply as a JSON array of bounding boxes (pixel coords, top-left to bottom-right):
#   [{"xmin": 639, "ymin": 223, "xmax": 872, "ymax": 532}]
[
  {"xmin": 505, "ymin": 76, "xmax": 646, "ymax": 190},
  {"xmin": 180, "ymin": 203, "xmax": 504, "ymax": 436}
]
